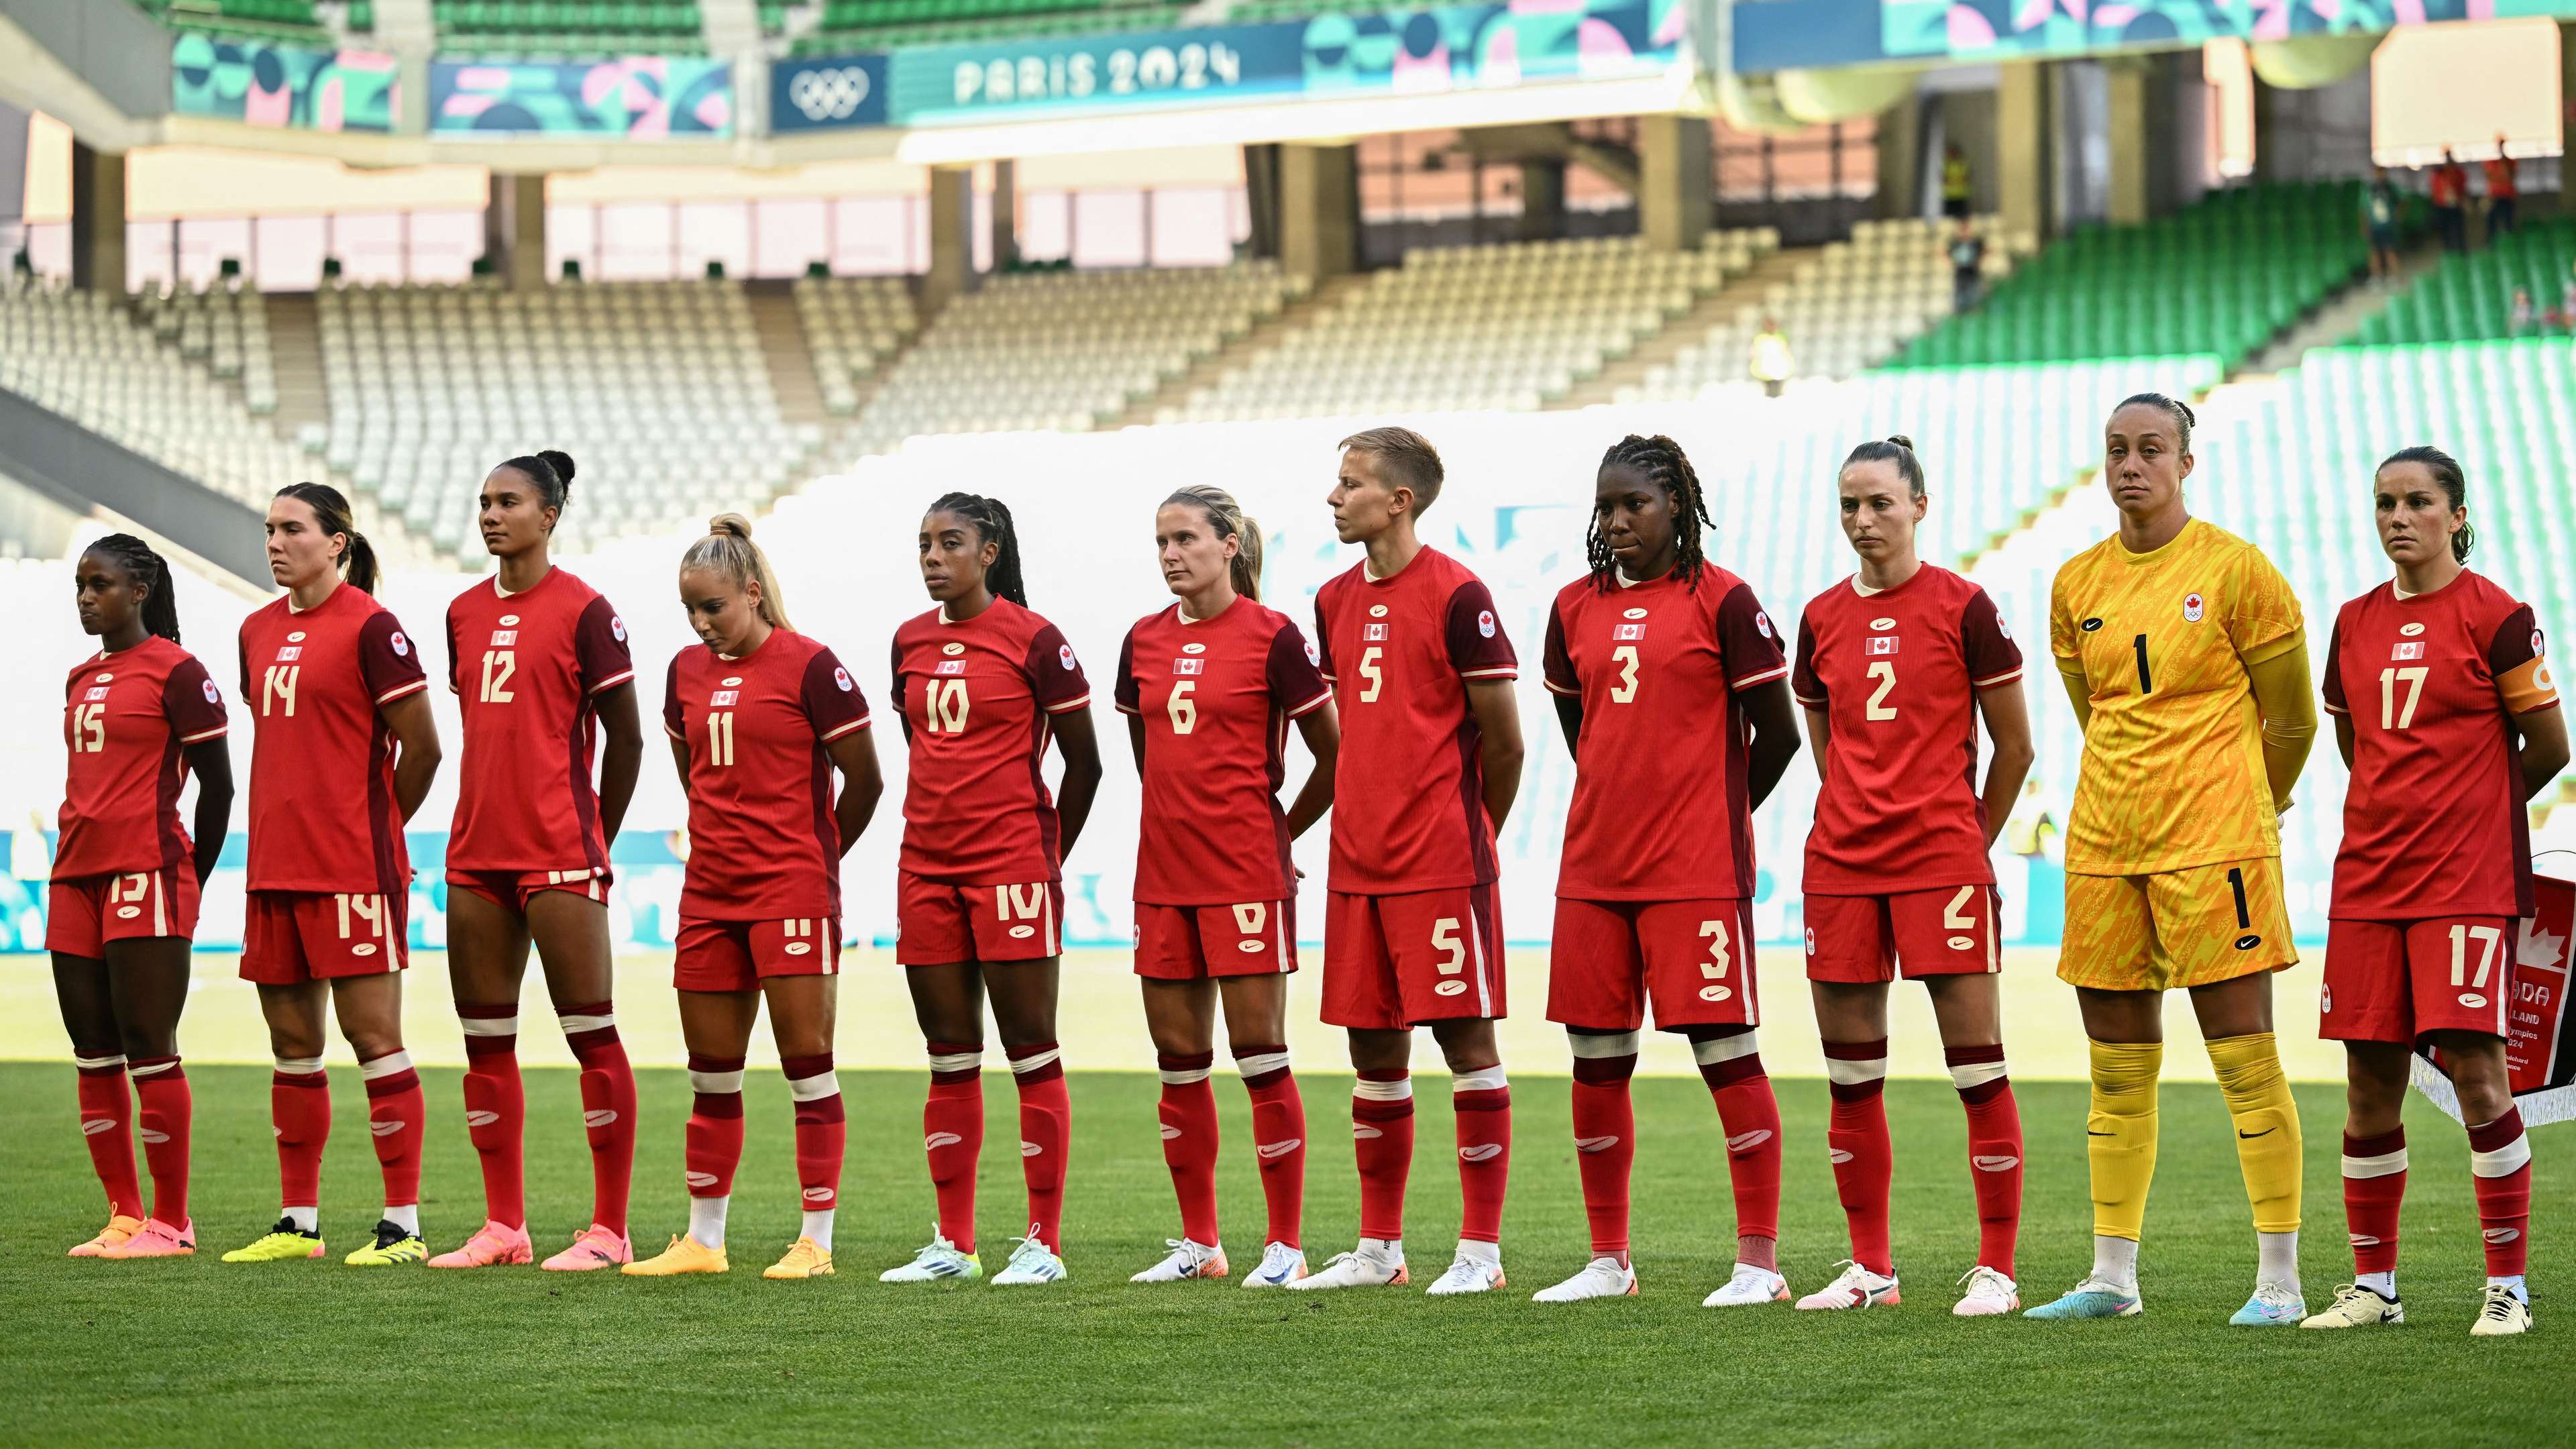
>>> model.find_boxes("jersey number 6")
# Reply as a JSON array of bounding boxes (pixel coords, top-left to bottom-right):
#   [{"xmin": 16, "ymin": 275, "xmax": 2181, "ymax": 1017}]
[{"xmin": 1167, "ymin": 680, "xmax": 1196, "ymax": 734}]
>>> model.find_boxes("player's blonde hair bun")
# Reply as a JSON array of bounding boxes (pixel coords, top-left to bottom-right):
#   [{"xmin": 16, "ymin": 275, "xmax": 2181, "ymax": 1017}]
[{"xmin": 681, "ymin": 512, "xmax": 792, "ymax": 630}]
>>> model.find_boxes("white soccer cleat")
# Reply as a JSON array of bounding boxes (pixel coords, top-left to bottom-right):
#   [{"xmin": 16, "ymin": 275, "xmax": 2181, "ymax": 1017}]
[
  {"xmin": 1533, "ymin": 1256, "xmax": 1638, "ymax": 1303},
  {"xmin": 1703, "ymin": 1263, "xmax": 1790, "ymax": 1307},
  {"xmin": 878, "ymin": 1224, "xmax": 982, "ymax": 1283},
  {"xmin": 2469, "ymin": 1284, "xmax": 2531, "ymax": 1337},
  {"xmin": 1796, "ymin": 1259, "xmax": 1901, "ymax": 1310},
  {"xmin": 1425, "ymin": 1250, "xmax": 1507, "ymax": 1297},
  {"xmin": 991, "ymin": 1225, "xmax": 1067, "ymax": 1285},
  {"xmin": 1242, "ymin": 1241, "xmax": 1309, "ymax": 1288},
  {"xmin": 2301, "ymin": 1282, "xmax": 2404, "ymax": 1329},
  {"xmin": 1952, "ymin": 1265, "xmax": 2019, "ymax": 1317},
  {"xmin": 1130, "ymin": 1238, "xmax": 1228, "ymax": 1283},
  {"xmin": 1284, "ymin": 1242, "xmax": 1407, "ymax": 1291}
]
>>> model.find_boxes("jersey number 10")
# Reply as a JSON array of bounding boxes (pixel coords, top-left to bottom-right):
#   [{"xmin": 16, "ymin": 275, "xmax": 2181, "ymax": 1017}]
[{"xmin": 924, "ymin": 678, "xmax": 971, "ymax": 734}]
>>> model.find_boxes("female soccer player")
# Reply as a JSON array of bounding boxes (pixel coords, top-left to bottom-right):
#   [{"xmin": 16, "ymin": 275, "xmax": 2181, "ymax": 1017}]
[
  {"xmin": 430, "ymin": 451, "xmax": 647, "ymax": 1273},
  {"xmin": 1531, "ymin": 433, "xmax": 1799, "ymax": 1307},
  {"xmin": 626, "ymin": 515, "xmax": 882, "ymax": 1281},
  {"xmin": 2028, "ymin": 394, "xmax": 2317, "ymax": 1325},
  {"xmin": 1789, "ymin": 437, "xmax": 2035, "ymax": 1316},
  {"xmin": 2300, "ymin": 447, "xmax": 2565, "ymax": 1338},
  {"xmin": 1114, "ymin": 485, "xmax": 1338, "ymax": 1287},
  {"xmin": 881, "ymin": 493, "xmax": 1103, "ymax": 1287},
  {"xmin": 54, "ymin": 535, "xmax": 231, "ymax": 1260},
  {"xmin": 224, "ymin": 483, "xmax": 445, "ymax": 1269}
]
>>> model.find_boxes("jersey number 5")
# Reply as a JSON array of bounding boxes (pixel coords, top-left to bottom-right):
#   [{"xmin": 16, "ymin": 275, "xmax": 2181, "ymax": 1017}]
[
  {"xmin": 479, "ymin": 650, "xmax": 516, "ymax": 704},
  {"xmin": 924, "ymin": 678, "xmax": 971, "ymax": 734},
  {"xmin": 1358, "ymin": 646, "xmax": 1384, "ymax": 704}
]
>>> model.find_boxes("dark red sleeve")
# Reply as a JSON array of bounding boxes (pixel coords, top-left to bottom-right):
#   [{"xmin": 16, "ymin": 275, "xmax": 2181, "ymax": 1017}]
[
  {"xmin": 2319, "ymin": 617, "xmax": 2347, "ymax": 716},
  {"xmin": 889, "ymin": 636, "xmax": 913, "ymax": 744},
  {"xmin": 2488, "ymin": 604, "xmax": 2559, "ymax": 716},
  {"xmin": 237, "ymin": 627, "xmax": 251, "ymax": 702},
  {"xmin": 1025, "ymin": 621, "xmax": 1091, "ymax": 714},
  {"xmin": 162, "ymin": 654, "xmax": 229, "ymax": 743},
  {"xmin": 1265, "ymin": 620, "xmax": 1332, "ymax": 716},
  {"xmin": 1715, "ymin": 582, "xmax": 1789, "ymax": 691},
  {"xmin": 358, "ymin": 610, "xmax": 430, "ymax": 707},
  {"xmin": 1443, "ymin": 580, "xmax": 1519, "ymax": 680},
  {"xmin": 799, "ymin": 646, "xmax": 871, "ymax": 742},
  {"xmin": 1790, "ymin": 607, "xmax": 1825, "ymax": 707},
  {"xmin": 1542, "ymin": 598, "xmax": 1578, "ymax": 698},
  {"xmin": 575, "ymin": 594, "xmax": 637, "ymax": 695},
  {"xmin": 445, "ymin": 606, "xmax": 463, "ymax": 696},
  {"xmin": 1112, "ymin": 626, "xmax": 1142, "ymax": 716},
  {"xmin": 1311, "ymin": 594, "xmax": 1337, "ymax": 681},
  {"xmin": 661, "ymin": 654, "xmax": 686, "ymax": 740},
  {"xmin": 1961, "ymin": 586, "xmax": 2025, "ymax": 688}
]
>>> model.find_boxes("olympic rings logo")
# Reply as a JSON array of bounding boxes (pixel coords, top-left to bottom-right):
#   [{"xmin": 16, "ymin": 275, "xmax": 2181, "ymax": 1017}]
[{"xmin": 789, "ymin": 66, "xmax": 871, "ymax": 121}]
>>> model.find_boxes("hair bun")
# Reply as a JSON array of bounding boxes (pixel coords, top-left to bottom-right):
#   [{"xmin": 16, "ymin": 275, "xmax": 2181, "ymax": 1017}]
[
  {"xmin": 539, "ymin": 449, "xmax": 576, "ymax": 485},
  {"xmin": 708, "ymin": 512, "xmax": 753, "ymax": 539},
  {"xmin": 1886, "ymin": 433, "xmax": 1917, "ymax": 451}
]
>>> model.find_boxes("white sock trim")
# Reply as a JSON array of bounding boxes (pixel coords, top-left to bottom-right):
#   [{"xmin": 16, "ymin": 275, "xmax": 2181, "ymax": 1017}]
[
  {"xmin": 2341, "ymin": 1146, "xmax": 2409, "ymax": 1179},
  {"xmin": 458, "ymin": 1014, "xmax": 520, "ymax": 1037},
  {"xmin": 557, "ymin": 1010, "xmax": 614, "ymax": 1035},
  {"xmin": 690, "ymin": 1069, "xmax": 745, "ymax": 1095},
  {"xmin": 1008, "ymin": 1046, "xmax": 1062, "ymax": 1075},
  {"xmin": 1948, "ymin": 1059, "xmax": 2008, "ymax": 1090},
  {"xmin": 786, "ymin": 1068, "xmax": 842, "ymax": 1102},
  {"xmin": 1568, "ymin": 1030, "xmax": 1640, "ymax": 1059},
  {"xmin": 359, "ymin": 1051, "xmax": 413, "ymax": 1079},
  {"xmin": 926, "ymin": 1048, "xmax": 982, "ymax": 1074},
  {"xmin": 1352, "ymin": 1075, "xmax": 1413, "ymax": 1102},
  {"xmin": 1825, "ymin": 1057, "xmax": 1889, "ymax": 1087},
  {"xmin": 2471, "ymin": 1134, "xmax": 2531, "ymax": 1178},
  {"xmin": 1453, "ymin": 1066, "xmax": 1509, "ymax": 1093},
  {"xmin": 1159, "ymin": 1065, "xmax": 1213, "ymax": 1086},
  {"xmin": 74, "ymin": 1053, "xmax": 129, "ymax": 1071},
  {"xmin": 1693, "ymin": 1031, "xmax": 1759, "ymax": 1066},
  {"xmin": 129, "ymin": 1057, "xmax": 180, "ymax": 1079},
  {"xmin": 1233, "ymin": 1049, "xmax": 1291, "ymax": 1079},
  {"xmin": 274, "ymin": 1055, "xmax": 325, "ymax": 1075}
]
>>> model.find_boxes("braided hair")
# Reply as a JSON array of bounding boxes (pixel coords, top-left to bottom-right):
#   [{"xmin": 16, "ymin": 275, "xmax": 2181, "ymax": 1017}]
[
  {"xmin": 84, "ymin": 533, "xmax": 182, "ymax": 643},
  {"xmin": 1588, "ymin": 434, "xmax": 1714, "ymax": 592},
  {"xmin": 928, "ymin": 492, "xmax": 1028, "ymax": 607}
]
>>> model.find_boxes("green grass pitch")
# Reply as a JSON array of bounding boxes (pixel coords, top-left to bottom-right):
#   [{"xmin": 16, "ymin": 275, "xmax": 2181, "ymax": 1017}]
[{"xmin": 3, "ymin": 1063, "xmax": 2561, "ymax": 1446}]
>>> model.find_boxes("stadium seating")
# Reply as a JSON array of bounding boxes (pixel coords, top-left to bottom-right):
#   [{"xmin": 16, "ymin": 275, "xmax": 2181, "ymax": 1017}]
[
  {"xmin": 2359, "ymin": 218, "xmax": 2576, "ymax": 345},
  {"xmin": 136, "ymin": 284, "xmax": 278, "ymax": 413},
  {"xmin": 431, "ymin": 1, "xmax": 708, "ymax": 55},
  {"xmin": 1623, "ymin": 215, "xmax": 2017, "ymax": 399},
  {"xmin": 843, "ymin": 262, "xmax": 1299, "ymax": 449},
  {"xmin": 315, "ymin": 278, "xmax": 819, "ymax": 558},
  {"xmin": 1171, "ymin": 233, "xmax": 1772, "ymax": 423},
  {"xmin": 790, "ymin": 274, "xmax": 920, "ymax": 417},
  {"xmin": 792, "ymin": 1, "xmax": 1188, "ymax": 54},
  {"xmin": 136, "ymin": 0, "xmax": 330, "ymax": 42},
  {"xmin": 1894, "ymin": 182, "xmax": 2367, "ymax": 372}
]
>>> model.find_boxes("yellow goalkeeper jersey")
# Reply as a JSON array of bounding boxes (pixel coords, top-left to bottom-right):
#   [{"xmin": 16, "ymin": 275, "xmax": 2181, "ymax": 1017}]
[{"xmin": 2049, "ymin": 517, "xmax": 2305, "ymax": 876}]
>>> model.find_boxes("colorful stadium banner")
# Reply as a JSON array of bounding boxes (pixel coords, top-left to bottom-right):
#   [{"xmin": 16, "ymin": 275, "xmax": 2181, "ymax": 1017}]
[
  {"xmin": 773, "ymin": 0, "xmax": 1687, "ymax": 133},
  {"xmin": 169, "ymin": 35, "xmax": 398, "ymax": 133},
  {"xmin": 1733, "ymin": 0, "xmax": 2576, "ymax": 72},
  {"xmin": 427, "ymin": 56, "xmax": 735, "ymax": 136}
]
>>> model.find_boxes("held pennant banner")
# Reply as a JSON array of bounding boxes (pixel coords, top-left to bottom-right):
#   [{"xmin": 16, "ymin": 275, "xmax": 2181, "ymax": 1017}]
[{"xmin": 2413, "ymin": 874, "xmax": 2576, "ymax": 1127}]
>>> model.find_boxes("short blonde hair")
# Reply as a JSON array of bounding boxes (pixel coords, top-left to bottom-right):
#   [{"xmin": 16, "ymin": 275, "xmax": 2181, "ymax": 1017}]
[{"xmin": 1339, "ymin": 425, "xmax": 1445, "ymax": 515}]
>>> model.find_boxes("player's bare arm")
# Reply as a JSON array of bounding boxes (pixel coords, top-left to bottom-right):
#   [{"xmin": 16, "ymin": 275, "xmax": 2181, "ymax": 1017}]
[
  {"xmin": 381, "ymin": 690, "xmax": 442, "ymax": 824},
  {"xmin": 1465, "ymin": 678, "xmax": 1523, "ymax": 831},
  {"xmin": 1051, "ymin": 704, "xmax": 1104, "ymax": 861},
  {"xmin": 2516, "ymin": 704, "xmax": 2570, "ymax": 797},
  {"xmin": 593, "ymin": 680, "xmax": 644, "ymax": 847},
  {"xmin": 1799, "ymin": 705, "xmax": 1830, "ymax": 780},
  {"xmin": 1285, "ymin": 702, "xmax": 1339, "ymax": 840},
  {"xmin": 1740, "ymin": 678, "xmax": 1798, "ymax": 810},
  {"xmin": 184, "ymin": 736, "xmax": 233, "ymax": 885},
  {"xmin": 1974, "ymin": 682, "xmax": 2034, "ymax": 847},
  {"xmin": 826, "ymin": 727, "xmax": 884, "ymax": 859}
]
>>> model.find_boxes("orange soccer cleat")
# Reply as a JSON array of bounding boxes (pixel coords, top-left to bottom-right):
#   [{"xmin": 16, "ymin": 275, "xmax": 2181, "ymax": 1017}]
[{"xmin": 69, "ymin": 1213, "xmax": 145, "ymax": 1258}]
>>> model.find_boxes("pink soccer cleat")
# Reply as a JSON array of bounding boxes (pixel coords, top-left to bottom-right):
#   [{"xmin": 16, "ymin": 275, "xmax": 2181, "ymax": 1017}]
[
  {"xmin": 429, "ymin": 1220, "xmax": 534, "ymax": 1269},
  {"xmin": 69, "ymin": 1213, "xmax": 145, "ymax": 1258},
  {"xmin": 101, "ymin": 1217, "xmax": 195, "ymax": 1258},
  {"xmin": 542, "ymin": 1224, "xmax": 633, "ymax": 1271}
]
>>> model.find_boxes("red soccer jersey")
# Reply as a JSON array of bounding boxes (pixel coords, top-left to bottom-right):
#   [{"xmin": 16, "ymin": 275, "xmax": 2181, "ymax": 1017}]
[
  {"xmin": 237, "ymin": 584, "xmax": 429, "ymax": 896},
  {"xmin": 445, "ymin": 568, "xmax": 635, "ymax": 873},
  {"xmin": 1114, "ymin": 597, "xmax": 1332, "ymax": 906},
  {"xmin": 57, "ymin": 635, "xmax": 229, "ymax": 879},
  {"xmin": 1314, "ymin": 546, "xmax": 1518, "ymax": 894},
  {"xmin": 891, "ymin": 597, "xmax": 1092, "ymax": 885},
  {"xmin": 1792, "ymin": 566, "xmax": 2024, "ymax": 894},
  {"xmin": 2322, "ymin": 570, "xmax": 2559, "ymax": 920},
  {"xmin": 662, "ymin": 629, "xmax": 871, "ymax": 920},
  {"xmin": 1545, "ymin": 564, "xmax": 1787, "ymax": 900}
]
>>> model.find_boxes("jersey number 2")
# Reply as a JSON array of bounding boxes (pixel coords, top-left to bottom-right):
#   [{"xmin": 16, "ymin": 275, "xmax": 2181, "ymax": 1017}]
[{"xmin": 1865, "ymin": 661, "xmax": 1898, "ymax": 720}]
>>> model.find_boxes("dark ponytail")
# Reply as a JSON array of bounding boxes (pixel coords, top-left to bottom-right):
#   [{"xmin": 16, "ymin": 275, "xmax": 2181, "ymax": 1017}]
[
  {"xmin": 85, "ymin": 533, "xmax": 182, "ymax": 643},
  {"xmin": 274, "ymin": 481, "xmax": 379, "ymax": 594},
  {"xmin": 500, "ymin": 449, "xmax": 577, "ymax": 528},
  {"xmin": 1841, "ymin": 433, "xmax": 1926, "ymax": 497},
  {"xmin": 930, "ymin": 491, "xmax": 1028, "ymax": 607},
  {"xmin": 2378, "ymin": 445, "xmax": 2474, "ymax": 562}
]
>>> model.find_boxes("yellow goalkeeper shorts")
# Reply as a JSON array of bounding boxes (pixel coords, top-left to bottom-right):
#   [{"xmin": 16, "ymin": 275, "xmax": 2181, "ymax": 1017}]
[{"xmin": 2058, "ymin": 856, "xmax": 2298, "ymax": 992}]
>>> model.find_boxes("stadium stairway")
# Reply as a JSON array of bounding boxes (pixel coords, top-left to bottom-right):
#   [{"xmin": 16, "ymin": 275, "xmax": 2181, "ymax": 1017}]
[
  {"xmin": 745, "ymin": 280, "xmax": 832, "ymax": 427},
  {"xmin": 2237, "ymin": 246, "xmax": 2445, "ymax": 375},
  {"xmin": 1117, "ymin": 274, "xmax": 1368, "ymax": 430},
  {"xmin": 1548, "ymin": 247, "xmax": 1816, "ymax": 409}
]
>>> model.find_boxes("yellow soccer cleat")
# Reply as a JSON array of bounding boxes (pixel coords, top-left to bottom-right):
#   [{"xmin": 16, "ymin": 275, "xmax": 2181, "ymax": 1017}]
[
  {"xmin": 344, "ymin": 1220, "xmax": 429, "ymax": 1267},
  {"xmin": 623, "ymin": 1234, "xmax": 729, "ymax": 1277},
  {"xmin": 222, "ymin": 1217, "xmax": 326, "ymax": 1263},
  {"xmin": 764, "ymin": 1238, "xmax": 835, "ymax": 1281},
  {"xmin": 70, "ymin": 1214, "xmax": 146, "ymax": 1258}
]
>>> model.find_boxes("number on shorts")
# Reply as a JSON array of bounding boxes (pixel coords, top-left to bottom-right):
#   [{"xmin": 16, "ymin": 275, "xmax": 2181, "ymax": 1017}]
[
  {"xmin": 705, "ymin": 710, "xmax": 736, "ymax": 767},
  {"xmin": 1431, "ymin": 917, "xmax": 1464, "ymax": 975},
  {"xmin": 2378, "ymin": 665, "xmax": 2428, "ymax": 731},
  {"xmin": 1166, "ymin": 679, "xmax": 1197, "ymax": 734},
  {"xmin": 479, "ymin": 649, "xmax": 517, "ymax": 704},
  {"xmin": 1611, "ymin": 645, "xmax": 1641, "ymax": 704},
  {"xmin": 333, "ymin": 892, "xmax": 383, "ymax": 941},
  {"xmin": 995, "ymin": 883, "xmax": 1048, "ymax": 921},
  {"xmin": 1865, "ymin": 661, "xmax": 1898, "ymax": 721},
  {"xmin": 1699, "ymin": 918, "xmax": 1732, "ymax": 980},
  {"xmin": 1232, "ymin": 902, "xmax": 1267, "ymax": 934},
  {"xmin": 2225, "ymin": 867, "xmax": 2250, "ymax": 930},
  {"xmin": 2449, "ymin": 923, "xmax": 2502, "ymax": 989},
  {"xmin": 1358, "ymin": 646, "xmax": 1385, "ymax": 704},
  {"xmin": 924, "ymin": 678, "xmax": 971, "ymax": 733},
  {"xmin": 1944, "ymin": 885, "xmax": 1978, "ymax": 930}
]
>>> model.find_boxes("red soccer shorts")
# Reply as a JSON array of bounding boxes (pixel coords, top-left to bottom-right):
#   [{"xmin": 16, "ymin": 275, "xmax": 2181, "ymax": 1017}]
[
  {"xmin": 1321, "ymin": 883, "xmax": 1504, "ymax": 1030},
  {"xmin": 46, "ymin": 867, "xmax": 201, "ymax": 955},
  {"xmin": 896, "ymin": 871, "xmax": 1064, "ymax": 966},
  {"xmin": 1134, "ymin": 900, "xmax": 1297, "ymax": 980},
  {"xmin": 2320, "ymin": 916, "xmax": 2518, "ymax": 1044},
  {"xmin": 1804, "ymin": 885, "xmax": 2002, "ymax": 984},
  {"xmin": 239, "ymin": 890, "xmax": 409, "ymax": 983},
  {"xmin": 446, "ymin": 866, "xmax": 612, "ymax": 914},
  {"xmin": 674, "ymin": 915, "xmax": 840, "ymax": 993},
  {"xmin": 1548, "ymin": 896, "xmax": 1758, "ymax": 1031}
]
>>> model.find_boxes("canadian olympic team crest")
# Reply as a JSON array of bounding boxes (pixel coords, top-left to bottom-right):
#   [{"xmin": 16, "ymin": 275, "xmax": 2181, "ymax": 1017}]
[
  {"xmin": 610, "ymin": 614, "xmax": 627, "ymax": 643},
  {"xmin": 833, "ymin": 666, "xmax": 855, "ymax": 692},
  {"xmin": 390, "ymin": 631, "xmax": 410, "ymax": 655},
  {"xmin": 789, "ymin": 65, "xmax": 871, "ymax": 121},
  {"xmin": 1305, "ymin": 637, "xmax": 1321, "ymax": 666},
  {"xmin": 2183, "ymin": 592, "xmax": 2205, "ymax": 623},
  {"xmin": 1755, "ymin": 611, "xmax": 1774, "ymax": 639},
  {"xmin": 1477, "ymin": 610, "xmax": 1497, "ymax": 639},
  {"xmin": 202, "ymin": 679, "xmax": 222, "ymax": 704},
  {"xmin": 1059, "ymin": 643, "xmax": 1078, "ymax": 670}
]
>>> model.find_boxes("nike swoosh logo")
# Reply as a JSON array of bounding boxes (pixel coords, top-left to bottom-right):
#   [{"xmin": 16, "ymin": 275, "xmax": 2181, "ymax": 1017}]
[
  {"xmin": 1256, "ymin": 1139, "xmax": 1303, "ymax": 1159},
  {"xmin": 2238, "ymin": 1128, "xmax": 2276, "ymax": 1139},
  {"xmin": 1572, "ymin": 1135, "xmax": 1620, "ymax": 1153},
  {"xmin": 2086, "ymin": 1130, "xmax": 2114, "ymax": 1136}
]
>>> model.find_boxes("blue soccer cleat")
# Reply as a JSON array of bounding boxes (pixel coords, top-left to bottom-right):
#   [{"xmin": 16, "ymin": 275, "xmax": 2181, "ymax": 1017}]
[
  {"xmin": 2024, "ymin": 1277, "xmax": 2143, "ymax": 1320},
  {"xmin": 2229, "ymin": 1281, "xmax": 2307, "ymax": 1326}
]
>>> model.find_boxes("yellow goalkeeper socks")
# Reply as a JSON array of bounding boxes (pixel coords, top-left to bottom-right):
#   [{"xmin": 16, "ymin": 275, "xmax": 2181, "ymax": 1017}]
[
  {"xmin": 2208, "ymin": 1032, "xmax": 2303, "ymax": 1234},
  {"xmin": 2086, "ymin": 1039, "xmax": 2163, "ymax": 1244}
]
